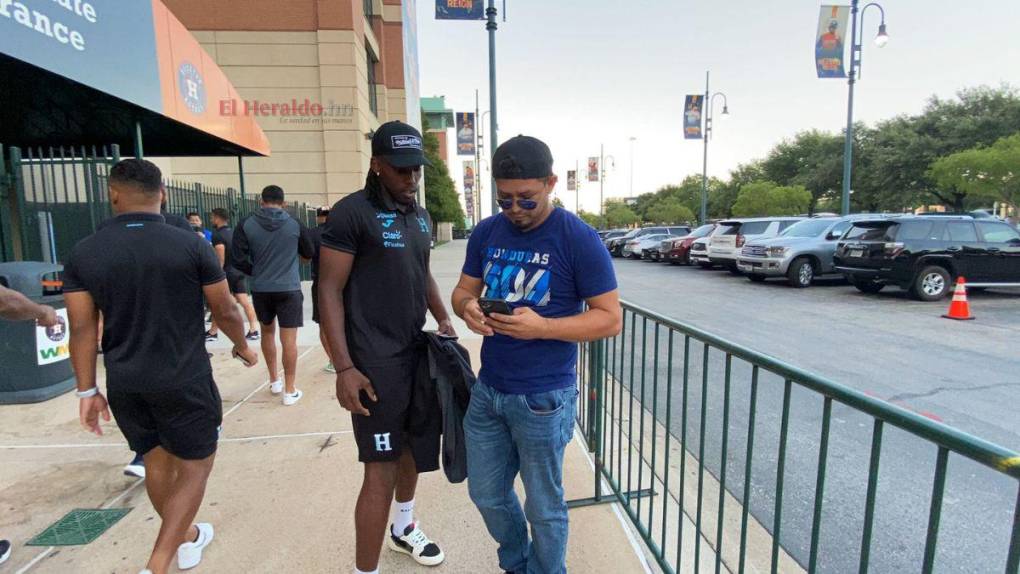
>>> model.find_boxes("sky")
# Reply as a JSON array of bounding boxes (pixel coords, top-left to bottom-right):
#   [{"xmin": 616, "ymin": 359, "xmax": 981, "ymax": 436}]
[{"xmin": 415, "ymin": 0, "xmax": 1020, "ymax": 219}]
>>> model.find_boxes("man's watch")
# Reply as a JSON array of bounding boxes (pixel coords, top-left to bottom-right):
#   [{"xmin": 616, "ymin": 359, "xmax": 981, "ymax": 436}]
[{"xmin": 76, "ymin": 387, "xmax": 99, "ymax": 398}]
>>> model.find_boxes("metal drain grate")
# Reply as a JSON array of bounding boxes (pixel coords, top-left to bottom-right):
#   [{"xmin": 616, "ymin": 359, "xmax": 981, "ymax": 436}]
[{"xmin": 27, "ymin": 508, "xmax": 132, "ymax": 546}]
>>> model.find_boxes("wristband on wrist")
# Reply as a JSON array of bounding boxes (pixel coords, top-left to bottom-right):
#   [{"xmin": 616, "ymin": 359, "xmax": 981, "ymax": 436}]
[
  {"xmin": 76, "ymin": 387, "xmax": 99, "ymax": 398},
  {"xmin": 337, "ymin": 365, "xmax": 356, "ymax": 375}
]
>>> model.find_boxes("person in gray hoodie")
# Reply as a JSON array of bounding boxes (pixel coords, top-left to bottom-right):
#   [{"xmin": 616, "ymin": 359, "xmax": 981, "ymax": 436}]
[{"xmin": 232, "ymin": 185, "xmax": 314, "ymax": 406}]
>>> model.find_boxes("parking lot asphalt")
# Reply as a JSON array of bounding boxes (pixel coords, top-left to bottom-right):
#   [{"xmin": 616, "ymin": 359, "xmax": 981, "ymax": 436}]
[
  {"xmin": 613, "ymin": 256, "xmax": 1020, "ymax": 444},
  {"xmin": 609, "ymin": 256, "xmax": 1020, "ymax": 573}
]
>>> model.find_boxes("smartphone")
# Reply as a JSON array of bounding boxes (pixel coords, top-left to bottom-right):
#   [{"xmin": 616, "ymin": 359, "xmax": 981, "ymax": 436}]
[
  {"xmin": 231, "ymin": 348, "xmax": 256, "ymax": 367},
  {"xmin": 478, "ymin": 297, "xmax": 513, "ymax": 316}
]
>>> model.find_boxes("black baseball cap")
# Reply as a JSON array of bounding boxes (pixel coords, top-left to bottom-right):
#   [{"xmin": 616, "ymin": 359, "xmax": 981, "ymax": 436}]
[
  {"xmin": 372, "ymin": 121, "xmax": 432, "ymax": 168},
  {"xmin": 492, "ymin": 135, "xmax": 554, "ymax": 180},
  {"xmin": 315, "ymin": 206, "xmax": 330, "ymax": 217}
]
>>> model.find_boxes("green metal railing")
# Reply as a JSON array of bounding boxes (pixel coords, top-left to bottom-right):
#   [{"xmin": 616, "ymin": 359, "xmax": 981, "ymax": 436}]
[
  {"xmin": 1, "ymin": 145, "xmax": 317, "ymax": 279},
  {"xmin": 575, "ymin": 301, "xmax": 1020, "ymax": 574}
]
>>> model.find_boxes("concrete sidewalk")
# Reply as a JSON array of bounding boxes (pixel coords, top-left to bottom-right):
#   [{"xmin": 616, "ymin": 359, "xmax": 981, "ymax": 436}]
[{"xmin": 0, "ymin": 240, "xmax": 652, "ymax": 574}]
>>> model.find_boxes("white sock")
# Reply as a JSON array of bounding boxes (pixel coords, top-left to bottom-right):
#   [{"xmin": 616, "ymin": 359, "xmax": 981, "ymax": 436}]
[
  {"xmin": 391, "ymin": 498, "xmax": 415, "ymax": 536},
  {"xmin": 355, "ymin": 569, "xmax": 379, "ymax": 574}
]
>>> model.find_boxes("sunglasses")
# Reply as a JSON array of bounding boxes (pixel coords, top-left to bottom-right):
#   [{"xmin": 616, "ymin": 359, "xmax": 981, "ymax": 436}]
[{"xmin": 496, "ymin": 198, "xmax": 539, "ymax": 210}]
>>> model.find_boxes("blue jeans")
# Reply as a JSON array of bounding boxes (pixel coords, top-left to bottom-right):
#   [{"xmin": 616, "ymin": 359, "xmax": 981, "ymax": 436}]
[{"xmin": 465, "ymin": 381, "xmax": 578, "ymax": 574}]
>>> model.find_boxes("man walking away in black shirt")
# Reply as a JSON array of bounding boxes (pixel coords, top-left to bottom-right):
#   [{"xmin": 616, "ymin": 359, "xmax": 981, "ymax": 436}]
[
  {"xmin": 207, "ymin": 208, "xmax": 260, "ymax": 341},
  {"xmin": 63, "ymin": 159, "xmax": 258, "ymax": 574},
  {"xmin": 231, "ymin": 185, "xmax": 314, "ymax": 406},
  {"xmin": 308, "ymin": 206, "xmax": 336, "ymax": 373}
]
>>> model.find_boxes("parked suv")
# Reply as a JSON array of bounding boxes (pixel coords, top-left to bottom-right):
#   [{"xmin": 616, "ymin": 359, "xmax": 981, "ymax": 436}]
[
  {"xmin": 737, "ymin": 216, "xmax": 876, "ymax": 287},
  {"xmin": 665, "ymin": 224, "xmax": 715, "ymax": 265},
  {"xmin": 607, "ymin": 226, "xmax": 690, "ymax": 257},
  {"xmin": 689, "ymin": 235, "xmax": 713, "ymax": 266},
  {"xmin": 834, "ymin": 215, "xmax": 1020, "ymax": 301},
  {"xmin": 646, "ymin": 226, "xmax": 692, "ymax": 261},
  {"xmin": 708, "ymin": 217, "xmax": 803, "ymax": 273},
  {"xmin": 599, "ymin": 229, "xmax": 629, "ymax": 245}
]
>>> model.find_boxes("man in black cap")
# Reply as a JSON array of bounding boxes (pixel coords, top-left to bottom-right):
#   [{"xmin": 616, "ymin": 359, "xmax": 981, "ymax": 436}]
[
  {"xmin": 318, "ymin": 121, "xmax": 455, "ymax": 574},
  {"xmin": 451, "ymin": 135, "xmax": 621, "ymax": 574}
]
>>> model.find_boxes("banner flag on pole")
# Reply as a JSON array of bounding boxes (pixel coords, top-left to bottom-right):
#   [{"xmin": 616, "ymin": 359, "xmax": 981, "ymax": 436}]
[
  {"xmin": 587, "ymin": 157, "xmax": 599, "ymax": 182},
  {"xmin": 567, "ymin": 170, "xmax": 577, "ymax": 191},
  {"xmin": 463, "ymin": 160, "xmax": 476, "ymax": 219},
  {"xmin": 815, "ymin": 5, "xmax": 850, "ymax": 78},
  {"xmin": 436, "ymin": 0, "xmax": 485, "ymax": 20},
  {"xmin": 456, "ymin": 112, "xmax": 476, "ymax": 155},
  {"xmin": 684, "ymin": 95, "xmax": 704, "ymax": 140}
]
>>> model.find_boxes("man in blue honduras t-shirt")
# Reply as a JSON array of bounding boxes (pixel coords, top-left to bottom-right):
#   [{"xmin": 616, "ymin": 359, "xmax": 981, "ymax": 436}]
[{"xmin": 452, "ymin": 135, "xmax": 622, "ymax": 574}]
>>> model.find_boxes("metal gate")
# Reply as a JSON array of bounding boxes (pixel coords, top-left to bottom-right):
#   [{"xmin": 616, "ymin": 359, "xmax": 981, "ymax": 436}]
[
  {"xmin": 1, "ymin": 144, "xmax": 318, "ymax": 281},
  {"xmin": 0, "ymin": 144, "xmax": 119, "ymax": 263}
]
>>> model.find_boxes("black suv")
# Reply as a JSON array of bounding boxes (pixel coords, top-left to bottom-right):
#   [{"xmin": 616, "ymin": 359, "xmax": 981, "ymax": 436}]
[{"xmin": 834, "ymin": 216, "xmax": 1020, "ymax": 301}]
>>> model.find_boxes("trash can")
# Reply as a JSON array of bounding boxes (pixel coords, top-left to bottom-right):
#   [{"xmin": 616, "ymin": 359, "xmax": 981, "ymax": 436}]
[{"xmin": 0, "ymin": 262, "xmax": 76, "ymax": 404}]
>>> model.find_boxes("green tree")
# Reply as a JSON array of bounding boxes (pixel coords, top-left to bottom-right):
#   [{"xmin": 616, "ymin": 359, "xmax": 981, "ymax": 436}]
[
  {"xmin": 730, "ymin": 181, "xmax": 811, "ymax": 217},
  {"xmin": 929, "ymin": 133, "xmax": 1020, "ymax": 209},
  {"xmin": 421, "ymin": 116, "xmax": 466, "ymax": 225},
  {"xmin": 761, "ymin": 129, "xmax": 844, "ymax": 214},
  {"xmin": 858, "ymin": 86, "xmax": 1020, "ymax": 211},
  {"xmin": 604, "ymin": 199, "xmax": 641, "ymax": 228},
  {"xmin": 712, "ymin": 162, "xmax": 764, "ymax": 220},
  {"xmin": 552, "ymin": 196, "xmax": 565, "ymax": 209},
  {"xmin": 578, "ymin": 210, "xmax": 606, "ymax": 229},
  {"xmin": 645, "ymin": 199, "xmax": 696, "ymax": 224}
]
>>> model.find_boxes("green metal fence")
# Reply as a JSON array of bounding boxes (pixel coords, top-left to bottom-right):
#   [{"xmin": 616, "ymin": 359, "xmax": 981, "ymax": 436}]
[
  {"xmin": 1, "ymin": 144, "xmax": 317, "ymax": 279},
  {"xmin": 576, "ymin": 301, "xmax": 1020, "ymax": 574}
]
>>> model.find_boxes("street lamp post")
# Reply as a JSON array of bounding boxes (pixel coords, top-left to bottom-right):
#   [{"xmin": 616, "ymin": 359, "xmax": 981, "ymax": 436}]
[
  {"xmin": 486, "ymin": 0, "xmax": 500, "ymax": 217},
  {"xmin": 700, "ymin": 71, "xmax": 729, "ymax": 225},
  {"xmin": 598, "ymin": 144, "xmax": 615, "ymax": 218},
  {"xmin": 628, "ymin": 137, "xmax": 636, "ymax": 197},
  {"xmin": 841, "ymin": 1, "xmax": 888, "ymax": 215},
  {"xmin": 479, "ymin": 109, "xmax": 493, "ymax": 219},
  {"xmin": 574, "ymin": 159, "xmax": 580, "ymax": 215}
]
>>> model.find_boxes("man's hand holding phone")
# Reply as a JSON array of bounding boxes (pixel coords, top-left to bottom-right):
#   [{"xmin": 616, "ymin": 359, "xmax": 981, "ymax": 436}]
[
  {"xmin": 231, "ymin": 344, "xmax": 259, "ymax": 367},
  {"xmin": 486, "ymin": 305, "xmax": 552, "ymax": 341},
  {"xmin": 462, "ymin": 298, "xmax": 494, "ymax": 336}
]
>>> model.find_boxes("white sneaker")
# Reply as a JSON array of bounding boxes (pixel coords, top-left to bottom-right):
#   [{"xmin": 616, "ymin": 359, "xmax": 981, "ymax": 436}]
[
  {"xmin": 139, "ymin": 570, "xmax": 153, "ymax": 574},
  {"xmin": 282, "ymin": 389, "xmax": 303, "ymax": 406},
  {"xmin": 123, "ymin": 461, "xmax": 145, "ymax": 479},
  {"xmin": 387, "ymin": 522, "xmax": 445, "ymax": 566},
  {"xmin": 269, "ymin": 380, "xmax": 283, "ymax": 394},
  {"xmin": 177, "ymin": 523, "xmax": 214, "ymax": 570}
]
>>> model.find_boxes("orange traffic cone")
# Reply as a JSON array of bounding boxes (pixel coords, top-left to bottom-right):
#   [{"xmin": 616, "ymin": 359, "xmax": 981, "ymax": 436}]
[{"xmin": 942, "ymin": 276, "xmax": 974, "ymax": 321}]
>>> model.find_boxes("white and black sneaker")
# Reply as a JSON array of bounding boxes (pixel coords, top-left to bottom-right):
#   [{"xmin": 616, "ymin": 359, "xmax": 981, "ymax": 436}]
[
  {"xmin": 123, "ymin": 454, "xmax": 145, "ymax": 479},
  {"xmin": 204, "ymin": 330, "xmax": 219, "ymax": 342},
  {"xmin": 0, "ymin": 539, "xmax": 11, "ymax": 565},
  {"xmin": 387, "ymin": 522, "xmax": 444, "ymax": 566},
  {"xmin": 177, "ymin": 523, "xmax": 214, "ymax": 570}
]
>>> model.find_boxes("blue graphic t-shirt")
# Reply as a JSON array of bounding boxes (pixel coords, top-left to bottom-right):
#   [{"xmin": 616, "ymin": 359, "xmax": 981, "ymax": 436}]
[{"xmin": 463, "ymin": 208, "xmax": 617, "ymax": 394}]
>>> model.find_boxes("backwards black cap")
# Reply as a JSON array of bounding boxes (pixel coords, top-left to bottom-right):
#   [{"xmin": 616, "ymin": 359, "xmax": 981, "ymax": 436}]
[
  {"xmin": 372, "ymin": 121, "xmax": 432, "ymax": 168},
  {"xmin": 492, "ymin": 135, "xmax": 554, "ymax": 180}
]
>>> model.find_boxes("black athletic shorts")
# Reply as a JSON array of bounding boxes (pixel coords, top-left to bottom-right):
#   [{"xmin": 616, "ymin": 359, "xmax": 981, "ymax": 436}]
[
  {"xmin": 351, "ymin": 348, "xmax": 440, "ymax": 473},
  {"xmin": 226, "ymin": 270, "xmax": 248, "ymax": 295},
  {"xmin": 253, "ymin": 290, "xmax": 304, "ymax": 328},
  {"xmin": 311, "ymin": 280, "xmax": 320, "ymax": 324},
  {"xmin": 107, "ymin": 376, "xmax": 222, "ymax": 460}
]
